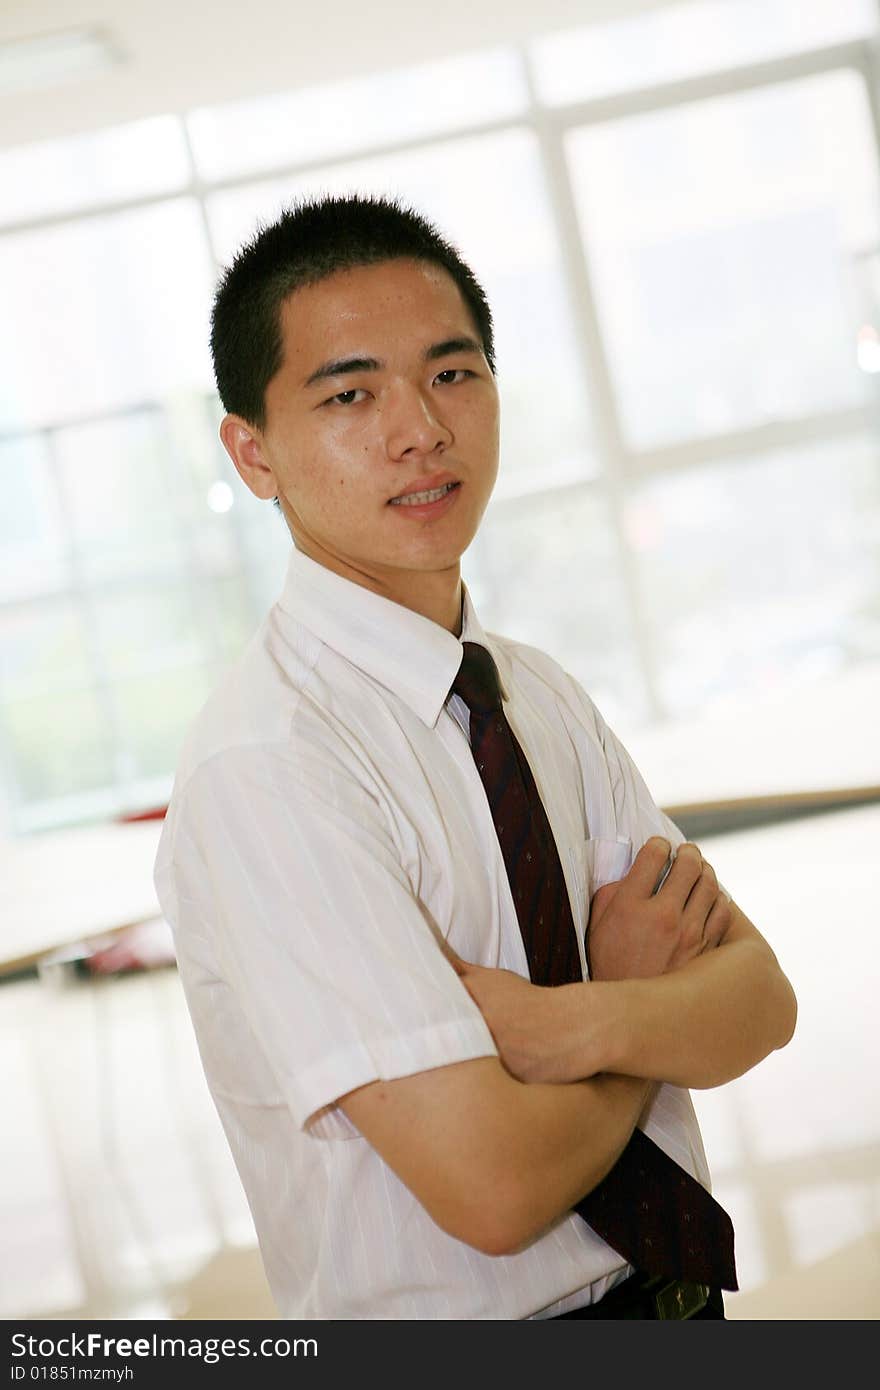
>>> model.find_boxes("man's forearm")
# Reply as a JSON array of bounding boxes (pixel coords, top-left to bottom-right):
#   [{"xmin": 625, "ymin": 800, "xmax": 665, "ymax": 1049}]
[
  {"xmin": 594, "ymin": 927, "xmax": 797, "ymax": 1088},
  {"xmin": 342, "ymin": 1058, "xmax": 653, "ymax": 1256},
  {"xmin": 554, "ymin": 905, "xmax": 797, "ymax": 1089},
  {"xmin": 451, "ymin": 902, "xmax": 797, "ymax": 1089},
  {"xmin": 494, "ymin": 1069, "xmax": 655, "ymax": 1246}
]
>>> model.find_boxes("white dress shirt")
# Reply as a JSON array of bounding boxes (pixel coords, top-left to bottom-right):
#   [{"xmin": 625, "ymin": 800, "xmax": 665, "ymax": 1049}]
[{"xmin": 154, "ymin": 544, "xmax": 711, "ymax": 1320}]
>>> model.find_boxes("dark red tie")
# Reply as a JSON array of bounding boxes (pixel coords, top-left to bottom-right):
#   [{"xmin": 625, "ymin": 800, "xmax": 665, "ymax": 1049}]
[{"xmin": 451, "ymin": 641, "xmax": 737, "ymax": 1290}]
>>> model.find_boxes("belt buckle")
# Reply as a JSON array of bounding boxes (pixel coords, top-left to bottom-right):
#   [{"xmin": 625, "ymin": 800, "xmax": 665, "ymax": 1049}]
[{"xmin": 644, "ymin": 1277, "xmax": 710, "ymax": 1320}]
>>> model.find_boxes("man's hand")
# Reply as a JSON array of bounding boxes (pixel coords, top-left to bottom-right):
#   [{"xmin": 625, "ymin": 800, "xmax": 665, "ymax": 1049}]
[
  {"xmin": 587, "ymin": 837, "xmax": 731, "ymax": 982},
  {"xmin": 441, "ymin": 942, "xmax": 586, "ymax": 1083},
  {"xmin": 441, "ymin": 836, "xmax": 731, "ymax": 1082},
  {"xmin": 441, "ymin": 836, "xmax": 793, "ymax": 1090}
]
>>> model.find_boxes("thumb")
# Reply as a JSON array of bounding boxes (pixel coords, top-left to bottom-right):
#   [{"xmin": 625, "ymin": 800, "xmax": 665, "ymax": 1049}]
[{"xmin": 588, "ymin": 878, "xmax": 624, "ymax": 924}]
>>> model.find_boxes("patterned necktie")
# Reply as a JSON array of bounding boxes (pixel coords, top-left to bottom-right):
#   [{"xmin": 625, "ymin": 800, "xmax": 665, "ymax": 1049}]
[{"xmin": 451, "ymin": 640, "xmax": 738, "ymax": 1290}]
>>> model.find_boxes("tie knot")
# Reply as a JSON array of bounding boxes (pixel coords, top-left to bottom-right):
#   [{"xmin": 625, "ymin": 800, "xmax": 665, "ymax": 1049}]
[{"xmin": 451, "ymin": 641, "xmax": 502, "ymax": 714}]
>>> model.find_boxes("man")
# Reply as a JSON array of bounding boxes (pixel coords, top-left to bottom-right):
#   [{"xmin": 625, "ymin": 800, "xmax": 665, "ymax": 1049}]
[{"xmin": 153, "ymin": 194, "xmax": 796, "ymax": 1320}]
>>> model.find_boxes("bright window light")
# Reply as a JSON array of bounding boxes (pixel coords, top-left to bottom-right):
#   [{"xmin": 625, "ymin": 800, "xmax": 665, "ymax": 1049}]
[
  {"xmin": 0, "ymin": 28, "xmax": 120, "ymax": 94},
  {"xmin": 207, "ymin": 482, "xmax": 235, "ymax": 514}
]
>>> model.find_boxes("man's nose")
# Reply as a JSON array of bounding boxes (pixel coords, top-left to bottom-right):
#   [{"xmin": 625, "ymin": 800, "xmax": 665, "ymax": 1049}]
[{"xmin": 384, "ymin": 384, "xmax": 453, "ymax": 459}]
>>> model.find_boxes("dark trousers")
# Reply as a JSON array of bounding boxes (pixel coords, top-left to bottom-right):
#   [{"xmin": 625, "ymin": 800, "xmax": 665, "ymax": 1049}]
[{"xmin": 550, "ymin": 1271, "xmax": 726, "ymax": 1321}]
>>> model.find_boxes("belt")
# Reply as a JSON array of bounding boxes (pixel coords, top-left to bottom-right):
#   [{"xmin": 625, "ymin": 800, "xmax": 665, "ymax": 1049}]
[{"xmin": 551, "ymin": 1271, "xmax": 717, "ymax": 1321}]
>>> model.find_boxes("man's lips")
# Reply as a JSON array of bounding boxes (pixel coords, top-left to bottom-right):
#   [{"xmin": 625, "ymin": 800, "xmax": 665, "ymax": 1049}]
[
  {"xmin": 388, "ymin": 471, "xmax": 459, "ymax": 502},
  {"xmin": 388, "ymin": 481, "xmax": 460, "ymax": 508}
]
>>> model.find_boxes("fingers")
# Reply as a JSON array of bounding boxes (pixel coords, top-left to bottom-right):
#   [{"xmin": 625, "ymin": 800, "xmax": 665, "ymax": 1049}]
[
  {"xmin": 626, "ymin": 836, "xmax": 674, "ymax": 897},
  {"xmin": 661, "ymin": 842, "xmax": 703, "ymax": 902},
  {"xmin": 701, "ymin": 888, "xmax": 732, "ymax": 952},
  {"xmin": 681, "ymin": 857, "xmax": 719, "ymax": 939},
  {"xmin": 631, "ymin": 838, "xmax": 723, "ymax": 914},
  {"xmin": 678, "ymin": 855, "xmax": 731, "ymax": 956}
]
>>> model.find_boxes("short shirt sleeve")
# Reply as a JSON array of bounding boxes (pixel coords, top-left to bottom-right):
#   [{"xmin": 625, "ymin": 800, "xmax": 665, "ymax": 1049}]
[{"xmin": 165, "ymin": 739, "xmax": 498, "ymax": 1139}]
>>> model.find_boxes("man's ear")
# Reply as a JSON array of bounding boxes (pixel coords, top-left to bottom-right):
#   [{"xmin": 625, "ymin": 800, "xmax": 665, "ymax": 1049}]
[{"xmin": 219, "ymin": 414, "xmax": 278, "ymax": 501}]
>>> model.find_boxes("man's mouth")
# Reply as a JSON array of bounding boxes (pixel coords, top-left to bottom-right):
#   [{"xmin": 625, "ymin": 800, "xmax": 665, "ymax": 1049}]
[{"xmin": 388, "ymin": 481, "xmax": 460, "ymax": 507}]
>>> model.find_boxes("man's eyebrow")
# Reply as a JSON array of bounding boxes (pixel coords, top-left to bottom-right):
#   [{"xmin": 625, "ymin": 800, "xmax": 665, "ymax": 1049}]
[
  {"xmin": 424, "ymin": 336, "xmax": 483, "ymax": 362},
  {"xmin": 304, "ymin": 356, "xmax": 382, "ymax": 387},
  {"xmin": 303, "ymin": 337, "xmax": 483, "ymax": 388}
]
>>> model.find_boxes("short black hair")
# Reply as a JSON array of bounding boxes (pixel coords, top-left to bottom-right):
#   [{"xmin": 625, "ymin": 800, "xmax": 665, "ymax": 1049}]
[{"xmin": 210, "ymin": 193, "xmax": 495, "ymax": 430}]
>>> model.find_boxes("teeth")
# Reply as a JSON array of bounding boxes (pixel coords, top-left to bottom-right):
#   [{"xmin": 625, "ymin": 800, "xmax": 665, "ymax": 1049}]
[{"xmin": 391, "ymin": 482, "xmax": 456, "ymax": 506}]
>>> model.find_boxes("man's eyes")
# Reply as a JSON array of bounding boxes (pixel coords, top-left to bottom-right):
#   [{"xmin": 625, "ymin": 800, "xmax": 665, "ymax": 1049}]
[
  {"xmin": 434, "ymin": 368, "xmax": 474, "ymax": 386},
  {"xmin": 323, "ymin": 369, "xmax": 474, "ymax": 406},
  {"xmin": 325, "ymin": 388, "xmax": 369, "ymax": 407}
]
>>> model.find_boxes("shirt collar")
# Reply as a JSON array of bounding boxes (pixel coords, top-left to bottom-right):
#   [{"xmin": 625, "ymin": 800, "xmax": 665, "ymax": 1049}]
[{"xmin": 276, "ymin": 545, "xmax": 509, "ymax": 728}]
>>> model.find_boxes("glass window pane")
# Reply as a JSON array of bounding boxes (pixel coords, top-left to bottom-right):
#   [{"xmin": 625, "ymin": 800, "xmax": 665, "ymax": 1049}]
[
  {"xmin": 181, "ymin": 502, "xmax": 240, "ymax": 577},
  {"xmin": 0, "ymin": 199, "xmax": 215, "ymax": 433},
  {"xmin": 0, "ymin": 435, "xmax": 70, "ymax": 599},
  {"xmin": 0, "ymin": 117, "xmax": 191, "ymax": 227},
  {"xmin": 625, "ymin": 434, "xmax": 880, "ymax": 718},
  {"xmin": 54, "ymin": 411, "xmax": 186, "ymax": 583},
  {"xmin": 187, "ymin": 48, "xmax": 527, "ymax": 183},
  {"xmin": 0, "ymin": 602, "xmax": 93, "ymax": 699},
  {"xmin": 207, "ymin": 128, "xmax": 597, "ymax": 499},
  {"xmin": 160, "ymin": 393, "xmax": 242, "ymax": 578},
  {"xmin": 93, "ymin": 582, "xmax": 211, "ymax": 678},
  {"xmin": 235, "ymin": 489, "xmax": 295, "ymax": 614},
  {"xmin": 111, "ymin": 666, "xmax": 215, "ymax": 782},
  {"xmin": 532, "ymin": 0, "xmax": 877, "ymax": 106},
  {"xmin": 466, "ymin": 488, "xmax": 648, "ymax": 727},
  {"xmin": 567, "ymin": 71, "xmax": 880, "ymax": 450},
  {"xmin": 207, "ymin": 574, "xmax": 262, "ymax": 663},
  {"xmin": 1, "ymin": 689, "xmax": 114, "ymax": 801}
]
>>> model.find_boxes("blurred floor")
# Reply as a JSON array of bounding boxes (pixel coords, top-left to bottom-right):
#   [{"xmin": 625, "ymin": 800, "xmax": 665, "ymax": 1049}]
[
  {"xmin": 1, "ymin": 803, "xmax": 878, "ymax": 1321},
  {"xmin": 687, "ymin": 803, "xmax": 880, "ymax": 1320}
]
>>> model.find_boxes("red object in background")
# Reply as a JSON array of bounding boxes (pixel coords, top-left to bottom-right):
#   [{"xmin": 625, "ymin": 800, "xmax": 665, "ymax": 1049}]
[
  {"xmin": 85, "ymin": 917, "xmax": 176, "ymax": 974},
  {"xmin": 73, "ymin": 805, "xmax": 172, "ymax": 973}
]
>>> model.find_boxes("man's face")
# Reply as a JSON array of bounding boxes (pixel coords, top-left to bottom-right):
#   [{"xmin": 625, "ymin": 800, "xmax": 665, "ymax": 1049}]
[{"xmin": 231, "ymin": 258, "xmax": 500, "ymax": 606}]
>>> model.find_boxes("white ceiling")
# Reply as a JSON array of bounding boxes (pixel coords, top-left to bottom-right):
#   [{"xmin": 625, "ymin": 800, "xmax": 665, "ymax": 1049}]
[{"xmin": 0, "ymin": 0, "xmax": 673, "ymax": 151}]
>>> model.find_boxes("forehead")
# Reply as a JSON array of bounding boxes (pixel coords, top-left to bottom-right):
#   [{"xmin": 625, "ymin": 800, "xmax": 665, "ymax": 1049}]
[{"xmin": 278, "ymin": 258, "xmax": 478, "ymax": 367}]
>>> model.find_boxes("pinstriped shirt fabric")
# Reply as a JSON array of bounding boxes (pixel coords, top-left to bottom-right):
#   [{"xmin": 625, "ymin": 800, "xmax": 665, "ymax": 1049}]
[{"xmin": 154, "ymin": 544, "xmax": 712, "ymax": 1320}]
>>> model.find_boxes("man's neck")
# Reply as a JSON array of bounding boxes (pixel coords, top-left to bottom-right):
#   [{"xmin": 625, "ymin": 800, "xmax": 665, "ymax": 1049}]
[{"xmin": 290, "ymin": 538, "xmax": 463, "ymax": 635}]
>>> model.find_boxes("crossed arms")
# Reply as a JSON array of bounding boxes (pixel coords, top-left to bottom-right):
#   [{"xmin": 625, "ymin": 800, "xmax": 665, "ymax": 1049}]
[{"xmin": 340, "ymin": 837, "xmax": 797, "ymax": 1256}]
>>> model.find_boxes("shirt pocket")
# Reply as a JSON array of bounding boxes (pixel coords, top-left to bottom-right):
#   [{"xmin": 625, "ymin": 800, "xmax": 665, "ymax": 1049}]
[{"xmin": 570, "ymin": 836, "xmax": 634, "ymax": 924}]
